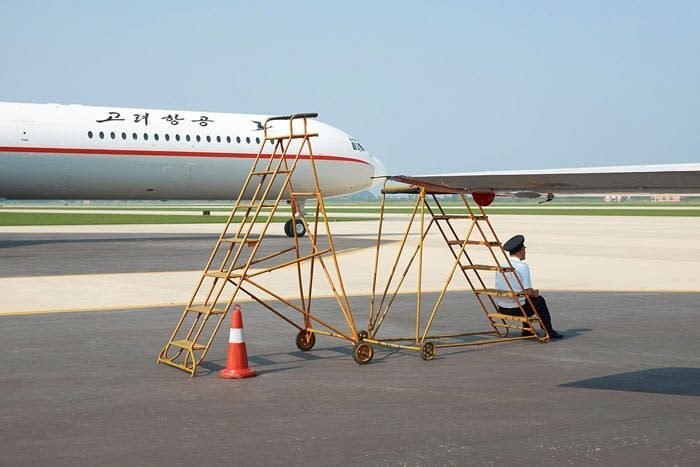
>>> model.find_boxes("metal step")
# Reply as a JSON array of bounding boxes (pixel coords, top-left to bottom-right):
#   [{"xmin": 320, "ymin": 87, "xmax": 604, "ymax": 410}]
[
  {"xmin": 204, "ymin": 270, "xmax": 242, "ymax": 279},
  {"xmin": 264, "ymin": 133, "xmax": 319, "ymax": 140},
  {"xmin": 462, "ymin": 265, "xmax": 515, "ymax": 272},
  {"xmin": 168, "ymin": 339, "xmax": 207, "ymax": 351},
  {"xmin": 186, "ymin": 305, "xmax": 227, "ymax": 315},
  {"xmin": 433, "ymin": 214, "xmax": 487, "ymax": 220},
  {"xmin": 487, "ymin": 313, "xmax": 529, "ymax": 323},
  {"xmin": 250, "ymin": 170, "xmax": 291, "ymax": 176},
  {"xmin": 220, "ymin": 237, "xmax": 260, "ymax": 246},
  {"xmin": 235, "ymin": 203, "xmax": 277, "ymax": 209},
  {"xmin": 446, "ymin": 240, "xmax": 500, "ymax": 247},
  {"xmin": 290, "ymin": 192, "xmax": 318, "ymax": 197},
  {"xmin": 473, "ymin": 288, "xmax": 521, "ymax": 297}
]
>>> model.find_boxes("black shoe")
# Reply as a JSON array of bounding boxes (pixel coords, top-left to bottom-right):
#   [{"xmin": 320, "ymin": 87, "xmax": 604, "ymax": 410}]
[{"xmin": 548, "ymin": 330, "xmax": 563, "ymax": 339}]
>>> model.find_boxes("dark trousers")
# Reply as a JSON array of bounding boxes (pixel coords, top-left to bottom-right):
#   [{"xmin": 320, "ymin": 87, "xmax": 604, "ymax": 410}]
[{"xmin": 499, "ymin": 295, "xmax": 554, "ymax": 332}]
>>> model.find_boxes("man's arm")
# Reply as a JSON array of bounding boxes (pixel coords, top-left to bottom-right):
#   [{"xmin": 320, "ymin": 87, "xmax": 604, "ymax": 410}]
[{"xmin": 519, "ymin": 263, "xmax": 538, "ymax": 297}]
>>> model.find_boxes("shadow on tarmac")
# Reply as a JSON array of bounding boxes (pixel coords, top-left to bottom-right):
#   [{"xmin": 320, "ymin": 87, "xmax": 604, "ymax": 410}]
[{"xmin": 560, "ymin": 367, "xmax": 700, "ymax": 397}]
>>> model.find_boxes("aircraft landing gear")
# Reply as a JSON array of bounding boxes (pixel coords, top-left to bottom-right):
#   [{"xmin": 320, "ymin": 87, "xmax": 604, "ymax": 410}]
[{"xmin": 284, "ymin": 219, "xmax": 306, "ymax": 238}]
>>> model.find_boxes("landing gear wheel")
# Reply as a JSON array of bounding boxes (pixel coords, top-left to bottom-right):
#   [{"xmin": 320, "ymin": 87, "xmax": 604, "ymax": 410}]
[
  {"xmin": 294, "ymin": 219, "xmax": 306, "ymax": 237},
  {"xmin": 421, "ymin": 341, "xmax": 436, "ymax": 361},
  {"xmin": 352, "ymin": 341, "xmax": 374, "ymax": 365},
  {"xmin": 283, "ymin": 219, "xmax": 307, "ymax": 238},
  {"xmin": 357, "ymin": 330, "xmax": 369, "ymax": 341},
  {"xmin": 284, "ymin": 219, "xmax": 294, "ymax": 237},
  {"xmin": 295, "ymin": 330, "xmax": 316, "ymax": 351}
]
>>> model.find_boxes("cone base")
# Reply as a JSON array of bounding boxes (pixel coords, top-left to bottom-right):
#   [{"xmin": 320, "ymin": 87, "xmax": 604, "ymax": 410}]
[{"xmin": 219, "ymin": 367, "xmax": 256, "ymax": 379}]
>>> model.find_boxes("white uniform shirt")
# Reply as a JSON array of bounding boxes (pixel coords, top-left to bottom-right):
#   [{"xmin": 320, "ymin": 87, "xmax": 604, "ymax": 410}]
[{"xmin": 494, "ymin": 256, "xmax": 532, "ymax": 308}]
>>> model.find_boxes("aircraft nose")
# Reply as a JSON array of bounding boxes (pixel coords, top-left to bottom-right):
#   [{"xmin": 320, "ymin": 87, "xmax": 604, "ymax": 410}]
[{"xmin": 370, "ymin": 154, "xmax": 387, "ymax": 180}]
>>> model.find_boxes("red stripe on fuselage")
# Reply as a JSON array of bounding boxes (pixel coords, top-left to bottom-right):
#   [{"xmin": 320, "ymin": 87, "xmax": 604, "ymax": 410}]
[{"xmin": 0, "ymin": 146, "xmax": 371, "ymax": 165}]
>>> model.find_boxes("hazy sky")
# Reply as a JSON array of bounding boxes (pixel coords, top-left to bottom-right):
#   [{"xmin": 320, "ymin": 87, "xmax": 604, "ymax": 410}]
[{"xmin": 1, "ymin": 1, "xmax": 698, "ymax": 174}]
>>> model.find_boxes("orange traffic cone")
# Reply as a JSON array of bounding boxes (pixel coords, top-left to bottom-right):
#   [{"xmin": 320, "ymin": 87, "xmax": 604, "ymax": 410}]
[{"xmin": 219, "ymin": 304, "xmax": 256, "ymax": 379}]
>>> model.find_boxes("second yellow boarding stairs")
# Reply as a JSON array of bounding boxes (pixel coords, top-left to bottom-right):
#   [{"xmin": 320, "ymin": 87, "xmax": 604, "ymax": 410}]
[
  {"xmin": 158, "ymin": 113, "xmax": 357, "ymax": 376},
  {"xmin": 363, "ymin": 186, "xmax": 550, "ymax": 363}
]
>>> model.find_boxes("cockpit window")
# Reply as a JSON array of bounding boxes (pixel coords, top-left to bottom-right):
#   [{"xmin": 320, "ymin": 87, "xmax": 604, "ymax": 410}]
[{"xmin": 349, "ymin": 137, "xmax": 366, "ymax": 152}]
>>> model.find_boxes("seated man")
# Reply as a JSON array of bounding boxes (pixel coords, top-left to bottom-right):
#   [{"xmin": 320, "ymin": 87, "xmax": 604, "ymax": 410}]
[{"xmin": 494, "ymin": 234, "xmax": 563, "ymax": 339}]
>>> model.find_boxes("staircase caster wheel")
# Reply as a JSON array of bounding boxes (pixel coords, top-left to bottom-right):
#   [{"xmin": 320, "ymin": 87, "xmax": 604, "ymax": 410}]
[
  {"xmin": 357, "ymin": 330, "xmax": 369, "ymax": 341},
  {"xmin": 421, "ymin": 342, "xmax": 436, "ymax": 361},
  {"xmin": 352, "ymin": 341, "xmax": 374, "ymax": 365},
  {"xmin": 295, "ymin": 330, "xmax": 316, "ymax": 351}
]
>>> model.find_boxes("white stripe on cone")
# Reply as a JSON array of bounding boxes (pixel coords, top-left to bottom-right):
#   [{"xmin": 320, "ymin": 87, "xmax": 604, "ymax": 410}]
[{"xmin": 229, "ymin": 328, "xmax": 244, "ymax": 344}]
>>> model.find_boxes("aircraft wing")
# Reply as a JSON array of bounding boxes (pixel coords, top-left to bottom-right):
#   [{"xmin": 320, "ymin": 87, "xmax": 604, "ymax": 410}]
[{"xmin": 389, "ymin": 163, "xmax": 700, "ymax": 196}]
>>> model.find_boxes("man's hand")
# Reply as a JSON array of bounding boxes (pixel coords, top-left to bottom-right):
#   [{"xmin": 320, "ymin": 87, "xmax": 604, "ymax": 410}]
[{"xmin": 524, "ymin": 288, "xmax": 540, "ymax": 298}]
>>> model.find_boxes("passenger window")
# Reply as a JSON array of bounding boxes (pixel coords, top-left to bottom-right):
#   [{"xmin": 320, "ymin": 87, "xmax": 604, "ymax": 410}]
[
  {"xmin": 196, "ymin": 135, "xmax": 201, "ymax": 142},
  {"xmin": 99, "ymin": 131, "xmax": 104, "ymax": 139},
  {"xmin": 255, "ymin": 137, "xmax": 260, "ymax": 144},
  {"xmin": 246, "ymin": 137, "xmax": 250, "ymax": 144},
  {"xmin": 154, "ymin": 133, "xmax": 159, "ymax": 141},
  {"xmin": 216, "ymin": 136, "xmax": 221, "ymax": 143},
  {"xmin": 132, "ymin": 133, "xmax": 138, "ymax": 140},
  {"xmin": 176, "ymin": 134, "xmax": 181, "ymax": 142},
  {"xmin": 164, "ymin": 134, "xmax": 170, "ymax": 141},
  {"xmin": 186, "ymin": 135, "xmax": 191, "ymax": 142},
  {"xmin": 236, "ymin": 136, "xmax": 241, "ymax": 143},
  {"xmin": 206, "ymin": 135, "xmax": 211, "ymax": 143},
  {"xmin": 143, "ymin": 133, "xmax": 149, "ymax": 141},
  {"xmin": 87, "ymin": 131, "xmax": 93, "ymax": 139},
  {"xmin": 226, "ymin": 136, "xmax": 231, "ymax": 143},
  {"xmin": 110, "ymin": 132, "xmax": 116, "ymax": 139},
  {"xmin": 121, "ymin": 132, "xmax": 127, "ymax": 140}
]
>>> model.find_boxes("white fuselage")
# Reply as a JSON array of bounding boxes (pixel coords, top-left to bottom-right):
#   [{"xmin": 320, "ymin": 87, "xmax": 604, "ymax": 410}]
[{"xmin": 0, "ymin": 102, "xmax": 385, "ymax": 200}]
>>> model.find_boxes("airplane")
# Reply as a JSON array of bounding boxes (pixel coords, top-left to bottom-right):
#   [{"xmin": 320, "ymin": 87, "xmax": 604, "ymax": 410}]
[
  {"xmin": 1, "ymin": 101, "xmax": 699, "ymax": 231},
  {"xmin": 0, "ymin": 101, "xmax": 387, "ymax": 236}
]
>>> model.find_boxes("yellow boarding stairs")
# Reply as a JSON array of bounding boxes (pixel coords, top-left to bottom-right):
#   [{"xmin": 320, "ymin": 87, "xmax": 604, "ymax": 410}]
[
  {"xmin": 158, "ymin": 113, "xmax": 357, "ymax": 376},
  {"xmin": 358, "ymin": 184, "xmax": 549, "ymax": 363}
]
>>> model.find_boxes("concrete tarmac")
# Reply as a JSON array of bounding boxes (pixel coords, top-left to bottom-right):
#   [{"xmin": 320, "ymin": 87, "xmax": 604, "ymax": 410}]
[
  {"xmin": 1, "ymin": 216, "xmax": 699, "ymax": 465},
  {"xmin": 1, "ymin": 292, "xmax": 698, "ymax": 465}
]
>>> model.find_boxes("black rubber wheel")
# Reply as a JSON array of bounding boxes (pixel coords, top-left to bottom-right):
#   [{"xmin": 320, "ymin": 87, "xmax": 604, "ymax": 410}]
[
  {"xmin": 284, "ymin": 219, "xmax": 294, "ymax": 237},
  {"xmin": 295, "ymin": 330, "xmax": 316, "ymax": 351},
  {"xmin": 294, "ymin": 219, "xmax": 306, "ymax": 237},
  {"xmin": 420, "ymin": 341, "xmax": 436, "ymax": 361},
  {"xmin": 352, "ymin": 341, "xmax": 374, "ymax": 365},
  {"xmin": 357, "ymin": 330, "xmax": 369, "ymax": 341}
]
